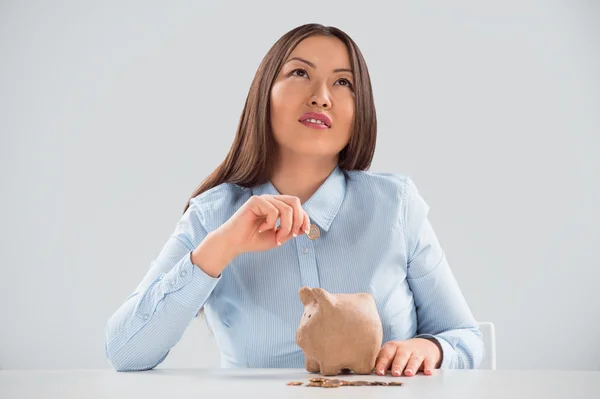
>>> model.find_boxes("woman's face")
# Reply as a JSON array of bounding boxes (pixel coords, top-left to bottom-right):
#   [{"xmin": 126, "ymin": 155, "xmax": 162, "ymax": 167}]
[{"xmin": 270, "ymin": 35, "xmax": 355, "ymax": 161}]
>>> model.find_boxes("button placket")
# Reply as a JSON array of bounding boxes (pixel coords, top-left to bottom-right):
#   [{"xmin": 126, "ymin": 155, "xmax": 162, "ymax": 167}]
[{"xmin": 295, "ymin": 234, "xmax": 320, "ymax": 288}]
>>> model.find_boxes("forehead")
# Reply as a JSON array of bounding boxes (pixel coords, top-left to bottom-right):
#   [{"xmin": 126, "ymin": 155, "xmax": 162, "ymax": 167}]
[{"xmin": 287, "ymin": 35, "xmax": 351, "ymax": 68}]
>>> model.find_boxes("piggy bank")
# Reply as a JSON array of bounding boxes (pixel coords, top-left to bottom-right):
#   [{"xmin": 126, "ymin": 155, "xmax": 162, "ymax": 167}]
[{"xmin": 295, "ymin": 286, "xmax": 383, "ymax": 376}]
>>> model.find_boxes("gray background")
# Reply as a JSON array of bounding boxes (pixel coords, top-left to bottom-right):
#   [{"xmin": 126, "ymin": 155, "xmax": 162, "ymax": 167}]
[{"xmin": 1, "ymin": 0, "xmax": 598, "ymax": 371}]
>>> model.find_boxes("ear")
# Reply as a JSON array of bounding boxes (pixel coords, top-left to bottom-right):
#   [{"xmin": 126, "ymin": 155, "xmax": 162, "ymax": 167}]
[
  {"xmin": 298, "ymin": 286, "xmax": 314, "ymax": 306},
  {"xmin": 311, "ymin": 288, "xmax": 336, "ymax": 307}
]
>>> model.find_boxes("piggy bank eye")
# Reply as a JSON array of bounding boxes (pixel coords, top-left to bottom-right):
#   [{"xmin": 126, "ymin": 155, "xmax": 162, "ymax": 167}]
[{"xmin": 308, "ymin": 314, "xmax": 311, "ymax": 318}]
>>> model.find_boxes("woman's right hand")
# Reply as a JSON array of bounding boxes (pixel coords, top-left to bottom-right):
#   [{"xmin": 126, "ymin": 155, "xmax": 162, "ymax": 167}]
[{"xmin": 216, "ymin": 194, "xmax": 311, "ymax": 257}]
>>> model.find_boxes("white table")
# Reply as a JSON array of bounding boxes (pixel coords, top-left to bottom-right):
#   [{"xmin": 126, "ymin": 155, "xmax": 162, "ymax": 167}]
[{"xmin": 1, "ymin": 368, "xmax": 599, "ymax": 398}]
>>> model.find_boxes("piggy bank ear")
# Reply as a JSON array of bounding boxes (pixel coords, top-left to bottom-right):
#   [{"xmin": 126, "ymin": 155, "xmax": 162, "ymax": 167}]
[
  {"xmin": 311, "ymin": 288, "xmax": 336, "ymax": 307},
  {"xmin": 299, "ymin": 286, "xmax": 315, "ymax": 306}
]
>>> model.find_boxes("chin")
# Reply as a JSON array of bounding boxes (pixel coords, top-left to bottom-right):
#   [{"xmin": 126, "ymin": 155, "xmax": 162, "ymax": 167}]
[{"xmin": 282, "ymin": 142, "xmax": 340, "ymax": 160}]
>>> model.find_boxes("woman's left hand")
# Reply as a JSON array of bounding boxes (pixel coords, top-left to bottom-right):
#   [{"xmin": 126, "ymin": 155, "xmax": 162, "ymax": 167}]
[{"xmin": 374, "ymin": 338, "xmax": 442, "ymax": 377}]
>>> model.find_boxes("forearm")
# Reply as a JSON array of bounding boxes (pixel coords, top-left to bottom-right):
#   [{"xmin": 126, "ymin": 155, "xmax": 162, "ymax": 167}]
[
  {"xmin": 417, "ymin": 326, "xmax": 484, "ymax": 369},
  {"xmin": 408, "ymin": 237, "xmax": 484, "ymax": 368},
  {"xmin": 403, "ymin": 177, "xmax": 484, "ymax": 369},
  {"xmin": 104, "ymin": 252, "xmax": 220, "ymax": 371}
]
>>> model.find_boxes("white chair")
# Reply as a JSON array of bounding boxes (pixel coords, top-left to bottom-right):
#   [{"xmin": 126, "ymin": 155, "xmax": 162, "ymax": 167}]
[{"xmin": 477, "ymin": 321, "xmax": 496, "ymax": 370}]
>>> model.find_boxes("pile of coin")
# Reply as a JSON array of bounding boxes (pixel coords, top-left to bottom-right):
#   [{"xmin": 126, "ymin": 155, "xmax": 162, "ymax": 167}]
[{"xmin": 286, "ymin": 377, "xmax": 404, "ymax": 388}]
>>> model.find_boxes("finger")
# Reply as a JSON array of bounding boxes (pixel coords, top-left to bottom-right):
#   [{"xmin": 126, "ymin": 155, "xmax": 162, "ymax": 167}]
[
  {"xmin": 252, "ymin": 197, "xmax": 279, "ymax": 233},
  {"xmin": 422, "ymin": 357, "xmax": 436, "ymax": 376},
  {"xmin": 262, "ymin": 197, "xmax": 293, "ymax": 245},
  {"xmin": 302, "ymin": 210, "xmax": 310, "ymax": 235},
  {"xmin": 273, "ymin": 195, "xmax": 304, "ymax": 236},
  {"xmin": 403, "ymin": 354, "xmax": 424, "ymax": 377},
  {"xmin": 275, "ymin": 229, "xmax": 297, "ymax": 246},
  {"xmin": 375, "ymin": 344, "xmax": 397, "ymax": 376},
  {"xmin": 390, "ymin": 348, "xmax": 412, "ymax": 377}
]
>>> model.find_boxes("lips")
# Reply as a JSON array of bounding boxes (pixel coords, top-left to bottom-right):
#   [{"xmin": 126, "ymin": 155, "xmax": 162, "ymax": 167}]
[{"xmin": 298, "ymin": 112, "xmax": 332, "ymax": 128}]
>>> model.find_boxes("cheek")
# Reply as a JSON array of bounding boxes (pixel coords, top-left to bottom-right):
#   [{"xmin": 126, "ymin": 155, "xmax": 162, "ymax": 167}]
[
  {"xmin": 270, "ymin": 83, "xmax": 296, "ymax": 130},
  {"xmin": 271, "ymin": 81, "xmax": 302, "ymax": 113},
  {"xmin": 336, "ymin": 96, "xmax": 355, "ymax": 133},
  {"xmin": 269, "ymin": 85, "xmax": 283, "ymax": 121}
]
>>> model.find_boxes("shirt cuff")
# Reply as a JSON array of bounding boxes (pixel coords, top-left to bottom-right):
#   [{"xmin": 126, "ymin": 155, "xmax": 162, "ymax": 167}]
[
  {"xmin": 416, "ymin": 334, "xmax": 454, "ymax": 369},
  {"xmin": 162, "ymin": 252, "xmax": 221, "ymax": 311}
]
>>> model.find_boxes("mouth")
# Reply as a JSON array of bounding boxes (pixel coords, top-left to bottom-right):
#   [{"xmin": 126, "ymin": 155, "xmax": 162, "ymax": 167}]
[{"xmin": 298, "ymin": 112, "xmax": 332, "ymax": 129}]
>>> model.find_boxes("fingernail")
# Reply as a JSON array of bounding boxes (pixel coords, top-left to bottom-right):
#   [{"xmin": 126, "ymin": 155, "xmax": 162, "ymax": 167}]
[
  {"xmin": 406, "ymin": 369, "xmax": 412, "ymax": 375},
  {"xmin": 258, "ymin": 229, "xmax": 262, "ymax": 233},
  {"xmin": 426, "ymin": 368, "xmax": 432, "ymax": 374},
  {"xmin": 392, "ymin": 369, "xmax": 400, "ymax": 376},
  {"xmin": 293, "ymin": 233, "xmax": 297, "ymax": 237},
  {"xmin": 277, "ymin": 241, "xmax": 282, "ymax": 246},
  {"xmin": 378, "ymin": 369, "xmax": 384, "ymax": 375}
]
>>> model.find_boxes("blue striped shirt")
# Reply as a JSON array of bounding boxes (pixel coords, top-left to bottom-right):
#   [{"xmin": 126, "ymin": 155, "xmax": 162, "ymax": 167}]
[{"xmin": 104, "ymin": 166, "xmax": 484, "ymax": 371}]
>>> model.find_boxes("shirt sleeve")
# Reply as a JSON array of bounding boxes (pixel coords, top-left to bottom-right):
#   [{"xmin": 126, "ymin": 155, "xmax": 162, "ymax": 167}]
[
  {"xmin": 403, "ymin": 177, "xmax": 485, "ymax": 369},
  {"xmin": 104, "ymin": 199, "xmax": 221, "ymax": 371}
]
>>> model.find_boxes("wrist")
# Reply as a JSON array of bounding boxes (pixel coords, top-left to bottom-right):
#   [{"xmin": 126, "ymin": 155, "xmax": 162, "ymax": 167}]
[
  {"xmin": 420, "ymin": 337, "xmax": 443, "ymax": 368},
  {"xmin": 191, "ymin": 230, "xmax": 238, "ymax": 278},
  {"xmin": 208, "ymin": 228, "xmax": 240, "ymax": 259}
]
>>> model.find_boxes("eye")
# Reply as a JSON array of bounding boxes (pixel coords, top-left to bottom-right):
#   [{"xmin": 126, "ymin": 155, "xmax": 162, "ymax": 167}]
[
  {"xmin": 335, "ymin": 78, "xmax": 354, "ymax": 90},
  {"xmin": 290, "ymin": 68, "xmax": 309, "ymax": 78}
]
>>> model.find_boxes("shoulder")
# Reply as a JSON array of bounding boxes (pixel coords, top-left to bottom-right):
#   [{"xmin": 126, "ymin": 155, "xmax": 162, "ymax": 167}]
[
  {"xmin": 190, "ymin": 182, "xmax": 248, "ymax": 210},
  {"xmin": 187, "ymin": 182, "xmax": 251, "ymax": 231},
  {"xmin": 345, "ymin": 170, "xmax": 420, "ymax": 198},
  {"xmin": 345, "ymin": 170, "xmax": 428, "ymax": 222}
]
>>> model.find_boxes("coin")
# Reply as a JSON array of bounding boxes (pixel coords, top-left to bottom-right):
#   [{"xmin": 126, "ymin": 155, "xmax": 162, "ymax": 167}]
[
  {"xmin": 307, "ymin": 224, "xmax": 320, "ymax": 240},
  {"xmin": 288, "ymin": 377, "xmax": 405, "ymax": 388},
  {"xmin": 387, "ymin": 381, "xmax": 404, "ymax": 386},
  {"xmin": 322, "ymin": 379, "xmax": 342, "ymax": 388}
]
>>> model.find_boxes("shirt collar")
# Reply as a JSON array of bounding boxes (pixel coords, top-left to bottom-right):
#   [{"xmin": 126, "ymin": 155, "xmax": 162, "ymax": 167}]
[{"xmin": 250, "ymin": 166, "xmax": 347, "ymax": 231}]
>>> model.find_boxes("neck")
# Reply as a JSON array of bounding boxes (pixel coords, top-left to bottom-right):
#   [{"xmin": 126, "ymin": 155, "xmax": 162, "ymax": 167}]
[{"xmin": 269, "ymin": 151, "xmax": 338, "ymax": 204}]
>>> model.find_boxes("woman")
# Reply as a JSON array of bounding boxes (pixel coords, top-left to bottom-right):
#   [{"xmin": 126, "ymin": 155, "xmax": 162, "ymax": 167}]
[{"xmin": 104, "ymin": 23, "xmax": 484, "ymax": 376}]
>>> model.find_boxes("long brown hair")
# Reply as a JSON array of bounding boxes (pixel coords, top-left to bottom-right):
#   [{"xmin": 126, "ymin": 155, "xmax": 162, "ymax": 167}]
[{"xmin": 183, "ymin": 23, "xmax": 377, "ymax": 213}]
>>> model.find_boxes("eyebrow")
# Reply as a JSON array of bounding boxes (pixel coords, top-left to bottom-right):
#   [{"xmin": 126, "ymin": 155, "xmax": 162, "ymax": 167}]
[{"xmin": 285, "ymin": 57, "xmax": 353, "ymax": 74}]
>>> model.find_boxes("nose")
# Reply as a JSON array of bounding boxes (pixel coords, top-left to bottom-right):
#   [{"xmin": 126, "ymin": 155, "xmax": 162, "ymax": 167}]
[{"xmin": 307, "ymin": 84, "xmax": 332, "ymax": 110}]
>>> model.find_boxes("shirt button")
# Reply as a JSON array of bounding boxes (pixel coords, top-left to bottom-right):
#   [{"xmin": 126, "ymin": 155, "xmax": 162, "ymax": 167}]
[
  {"xmin": 142, "ymin": 313, "xmax": 149, "ymax": 320},
  {"xmin": 169, "ymin": 279, "xmax": 175, "ymax": 286},
  {"xmin": 302, "ymin": 248, "xmax": 309, "ymax": 255},
  {"xmin": 180, "ymin": 270, "xmax": 187, "ymax": 277}
]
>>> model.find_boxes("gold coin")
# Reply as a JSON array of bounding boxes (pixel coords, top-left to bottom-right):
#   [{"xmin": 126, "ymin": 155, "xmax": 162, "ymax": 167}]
[
  {"xmin": 322, "ymin": 380, "xmax": 342, "ymax": 388},
  {"xmin": 387, "ymin": 381, "xmax": 404, "ymax": 386},
  {"xmin": 370, "ymin": 381, "xmax": 388, "ymax": 386},
  {"xmin": 286, "ymin": 381, "xmax": 303, "ymax": 386},
  {"xmin": 307, "ymin": 224, "xmax": 320, "ymax": 240},
  {"xmin": 350, "ymin": 381, "xmax": 369, "ymax": 386},
  {"xmin": 309, "ymin": 377, "xmax": 327, "ymax": 383}
]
